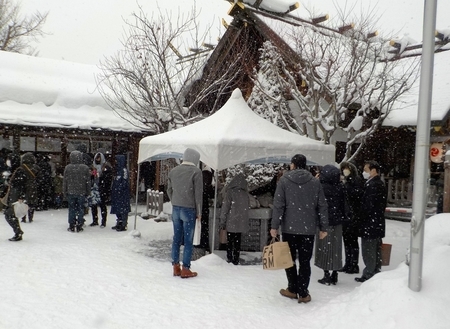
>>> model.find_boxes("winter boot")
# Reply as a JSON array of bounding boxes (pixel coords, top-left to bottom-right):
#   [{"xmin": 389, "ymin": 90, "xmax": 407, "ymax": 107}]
[
  {"xmin": 89, "ymin": 221, "xmax": 99, "ymax": 227},
  {"xmin": 346, "ymin": 264, "xmax": 359, "ymax": 274},
  {"xmin": 100, "ymin": 219, "xmax": 106, "ymax": 228},
  {"xmin": 180, "ymin": 267, "xmax": 198, "ymax": 278},
  {"xmin": 111, "ymin": 222, "xmax": 122, "ymax": 230},
  {"xmin": 318, "ymin": 271, "xmax": 332, "ymax": 286},
  {"xmin": 173, "ymin": 263, "xmax": 181, "ymax": 277},
  {"xmin": 330, "ymin": 271, "xmax": 338, "ymax": 285},
  {"xmin": 9, "ymin": 229, "xmax": 24, "ymax": 241},
  {"xmin": 279, "ymin": 288, "xmax": 297, "ymax": 299},
  {"xmin": 116, "ymin": 225, "xmax": 127, "ymax": 232},
  {"xmin": 67, "ymin": 225, "xmax": 75, "ymax": 232},
  {"xmin": 76, "ymin": 224, "xmax": 84, "ymax": 232}
]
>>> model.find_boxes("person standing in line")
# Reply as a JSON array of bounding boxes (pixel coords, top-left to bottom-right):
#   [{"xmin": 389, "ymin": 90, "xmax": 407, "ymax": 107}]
[
  {"xmin": 314, "ymin": 165, "xmax": 346, "ymax": 286},
  {"xmin": 36, "ymin": 154, "xmax": 53, "ymax": 211},
  {"xmin": 355, "ymin": 160, "xmax": 387, "ymax": 283},
  {"xmin": 110, "ymin": 154, "xmax": 131, "ymax": 231},
  {"xmin": 19, "ymin": 153, "xmax": 39, "ymax": 223},
  {"xmin": 196, "ymin": 166, "xmax": 214, "ymax": 254},
  {"xmin": 270, "ymin": 154, "xmax": 328, "ymax": 303},
  {"xmin": 339, "ymin": 161, "xmax": 364, "ymax": 274},
  {"xmin": 90, "ymin": 152, "xmax": 112, "ymax": 227},
  {"xmin": 2, "ymin": 153, "xmax": 38, "ymax": 241},
  {"xmin": 53, "ymin": 166, "xmax": 64, "ymax": 209},
  {"xmin": 219, "ymin": 173, "xmax": 249, "ymax": 265},
  {"xmin": 63, "ymin": 151, "xmax": 91, "ymax": 232},
  {"xmin": 167, "ymin": 148, "xmax": 203, "ymax": 279}
]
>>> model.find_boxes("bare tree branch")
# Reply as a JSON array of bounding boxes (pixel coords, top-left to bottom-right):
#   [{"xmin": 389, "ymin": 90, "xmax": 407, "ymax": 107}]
[{"xmin": 0, "ymin": 0, "xmax": 48, "ymax": 55}]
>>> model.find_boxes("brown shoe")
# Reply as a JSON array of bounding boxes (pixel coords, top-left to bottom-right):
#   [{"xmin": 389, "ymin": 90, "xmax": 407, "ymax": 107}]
[
  {"xmin": 181, "ymin": 267, "xmax": 198, "ymax": 278},
  {"xmin": 173, "ymin": 264, "xmax": 181, "ymax": 277},
  {"xmin": 298, "ymin": 294, "xmax": 312, "ymax": 303},
  {"xmin": 279, "ymin": 288, "xmax": 297, "ymax": 299}
]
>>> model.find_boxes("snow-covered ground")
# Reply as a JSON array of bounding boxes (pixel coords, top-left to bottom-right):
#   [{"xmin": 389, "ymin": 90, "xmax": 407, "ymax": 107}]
[{"xmin": 1, "ymin": 205, "xmax": 449, "ymax": 329}]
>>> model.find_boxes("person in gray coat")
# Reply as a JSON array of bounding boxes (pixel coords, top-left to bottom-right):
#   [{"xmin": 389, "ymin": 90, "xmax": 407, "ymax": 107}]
[
  {"xmin": 63, "ymin": 151, "xmax": 91, "ymax": 232},
  {"xmin": 270, "ymin": 154, "xmax": 329, "ymax": 303},
  {"xmin": 167, "ymin": 148, "xmax": 203, "ymax": 279},
  {"xmin": 219, "ymin": 174, "xmax": 249, "ymax": 265}
]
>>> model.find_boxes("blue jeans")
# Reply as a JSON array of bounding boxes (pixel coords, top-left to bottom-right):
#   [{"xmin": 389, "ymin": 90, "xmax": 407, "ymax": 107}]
[
  {"xmin": 171, "ymin": 206, "xmax": 196, "ymax": 269},
  {"xmin": 67, "ymin": 194, "xmax": 86, "ymax": 226}
]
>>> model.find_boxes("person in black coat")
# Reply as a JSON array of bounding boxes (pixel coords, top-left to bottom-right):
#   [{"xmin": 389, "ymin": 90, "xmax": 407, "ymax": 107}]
[
  {"xmin": 110, "ymin": 155, "xmax": 131, "ymax": 231},
  {"xmin": 314, "ymin": 165, "xmax": 346, "ymax": 285},
  {"xmin": 19, "ymin": 153, "xmax": 39, "ymax": 223},
  {"xmin": 36, "ymin": 154, "xmax": 53, "ymax": 210},
  {"xmin": 355, "ymin": 160, "xmax": 387, "ymax": 283},
  {"xmin": 89, "ymin": 152, "xmax": 113, "ymax": 227},
  {"xmin": 339, "ymin": 161, "xmax": 364, "ymax": 274},
  {"xmin": 194, "ymin": 166, "xmax": 214, "ymax": 253},
  {"xmin": 3, "ymin": 153, "xmax": 38, "ymax": 241}
]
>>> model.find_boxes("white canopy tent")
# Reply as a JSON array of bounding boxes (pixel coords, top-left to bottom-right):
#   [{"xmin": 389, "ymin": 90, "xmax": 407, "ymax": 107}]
[
  {"xmin": 134, "ymin": 89, "xmax": 335, "ymax": 248},
  {"xmin": 138, "ymin": 89, "xmax": 335, "ymax": 168}
]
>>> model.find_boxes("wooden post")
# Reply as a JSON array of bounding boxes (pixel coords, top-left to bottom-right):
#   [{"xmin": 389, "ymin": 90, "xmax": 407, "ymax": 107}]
[{"xmin": 443, "ymin": 152, "xmax": 450, "ymax": 212}]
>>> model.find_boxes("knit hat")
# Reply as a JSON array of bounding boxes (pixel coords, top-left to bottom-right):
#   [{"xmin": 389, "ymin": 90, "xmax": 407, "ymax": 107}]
[
  {"xmin": 183, "ymin": 148, "xmax": 200, "ymax": 166},
  {"xmin": 291, "ymin": 154, "xmax": 306, "ymax": 169}
]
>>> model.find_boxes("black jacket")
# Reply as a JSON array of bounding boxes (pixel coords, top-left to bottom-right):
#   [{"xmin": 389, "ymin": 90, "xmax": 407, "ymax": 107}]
[
  {"xmin": 319, "ymin": 165, "xmax": 347, "ymax": 227},
  {"xmin": 359, "ymin": 175, "xmax": 387, "ymax": 238},
  {"xmin": 343, "ymin": 176, "xmax": 364, "ymax": 224}
]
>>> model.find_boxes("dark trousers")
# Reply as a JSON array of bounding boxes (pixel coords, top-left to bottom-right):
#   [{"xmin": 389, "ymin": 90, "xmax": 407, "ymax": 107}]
[
  {"xmin": 5, "ymin": 206, "xmax": 22, "ymax": 235},
  {"xmin": 22, "ymin": 206, "xmax": 35, "ymax": 222},
  {"xmin": 226, "ymin": 232, "xmax": 242, "ymax": 264},
  {"xmin": 199, "ymin": 207, "xmax": 210, "ymax": 252},
  {"xmin": 361, "ymin": 237, "xmax": 382, "ymax": 279},
  {"xmin": 91, "ymin": 202, "xmax": 107, "ymax": 224},
  {"xmin": 282, "ymin": 233, "xmax": 315, "ymax": 298},
  {"xmin": 343, "ymin": 223, "xmax": 359, "ymax": 267}
]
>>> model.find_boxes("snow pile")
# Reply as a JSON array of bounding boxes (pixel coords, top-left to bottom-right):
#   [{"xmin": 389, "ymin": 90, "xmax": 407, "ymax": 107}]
[{"xmin": 0, "ymin": 204, "xmax": 448, "ymax": 328}]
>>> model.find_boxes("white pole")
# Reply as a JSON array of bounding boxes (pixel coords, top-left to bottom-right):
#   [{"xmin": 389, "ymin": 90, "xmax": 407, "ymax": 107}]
[
  {"xmin": 133, "ymin": 164, "xmax": 141, "ymax": 230},
  {"xmin": 409, "ymin": 0, "xmax": 437, "ymax": 292},
  {"xmin": 211, "ymin": 170, "xmax": 219, "ymax": 253}
]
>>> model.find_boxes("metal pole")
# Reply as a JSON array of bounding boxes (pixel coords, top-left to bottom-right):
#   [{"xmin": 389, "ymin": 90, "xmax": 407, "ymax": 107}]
[
  {"xmin": 211, "ymin": 170, "xmax": 219, "ymax": 254},
  {"xmin": 133, "ymin": 164, "xmax": 141, "ymax": 230},
  {"xmin": 409, "ymin": 0, "xmax": 437, "ymax": 292}
]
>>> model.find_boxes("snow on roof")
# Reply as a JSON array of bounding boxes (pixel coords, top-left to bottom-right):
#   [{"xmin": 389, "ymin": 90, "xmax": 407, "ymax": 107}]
[
  {"xmin": 0, "ymin": 50, "xmax": 147, "ymax": 132},
  {"xmin": 241, "ymin": 0, "xmax": 450, "ymax": 127},
  {"xmin": 383, "ymin": 52, "xmax": 450, "ymax": 127}
]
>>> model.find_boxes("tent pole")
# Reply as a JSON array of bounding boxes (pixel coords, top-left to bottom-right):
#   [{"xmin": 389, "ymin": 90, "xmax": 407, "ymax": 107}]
[
  {"xmin": 211, "ymin": 170, "xmax": 219, "ymax": 254},
  {"xmin": 133, "ymin": 164, "xmax": 141, "ymax": 230}
]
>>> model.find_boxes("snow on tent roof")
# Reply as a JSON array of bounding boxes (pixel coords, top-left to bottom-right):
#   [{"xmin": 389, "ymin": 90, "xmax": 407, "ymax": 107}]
[
  {"xmin": 138, "ymin": 89, "xmax": 335, "ymax": 170},
  {"xmin": 0, "ymin": 51, "xmax": 147, "ymax": 132}
]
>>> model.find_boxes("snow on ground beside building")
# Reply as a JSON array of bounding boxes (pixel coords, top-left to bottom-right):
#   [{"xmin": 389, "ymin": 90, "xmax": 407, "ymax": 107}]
[{"xmin": 0, "ymin": 204, "xmax": 449, "ymax": 329}]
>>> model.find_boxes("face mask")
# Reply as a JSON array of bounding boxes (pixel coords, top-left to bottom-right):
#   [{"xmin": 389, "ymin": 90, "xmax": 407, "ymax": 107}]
[
  {"xmin": 362, "ymin": 171, "xmax": 370, "ymax": 179},
  {"xmin": 6, "ymin": 160, "xmax": 11, "ymax": 168},
  {"xmin": 343, "ymin": 169, "xmax": 351, "ymax": 177}
]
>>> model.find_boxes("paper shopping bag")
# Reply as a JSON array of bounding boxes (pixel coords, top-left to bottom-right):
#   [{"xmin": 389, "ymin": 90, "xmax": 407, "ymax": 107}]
[
  {"xmin": 219, "ymin": 228, "xmax": 228, "ymax": 244},
  {"xmin": 262, "ymin": 239, "xmax": 294, "ymax": 270},
  {"xmin": 193, "ymin": 219, "xmax": 202, "ymax": 245},
  {"xmin": 381, "ymin": 243, "xmax": 392, "ymax": 266}
]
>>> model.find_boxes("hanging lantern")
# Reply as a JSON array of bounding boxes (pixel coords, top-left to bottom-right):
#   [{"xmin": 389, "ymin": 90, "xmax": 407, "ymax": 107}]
[{"xmin": 430, "ymin": 143, "xmax": 444, "ymax": 163}]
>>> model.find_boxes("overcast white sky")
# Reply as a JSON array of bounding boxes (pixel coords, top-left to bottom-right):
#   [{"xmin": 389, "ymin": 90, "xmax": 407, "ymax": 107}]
[{"xmin": 19, "ymin": 0, "xmax": 450, "ymax": 66}]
